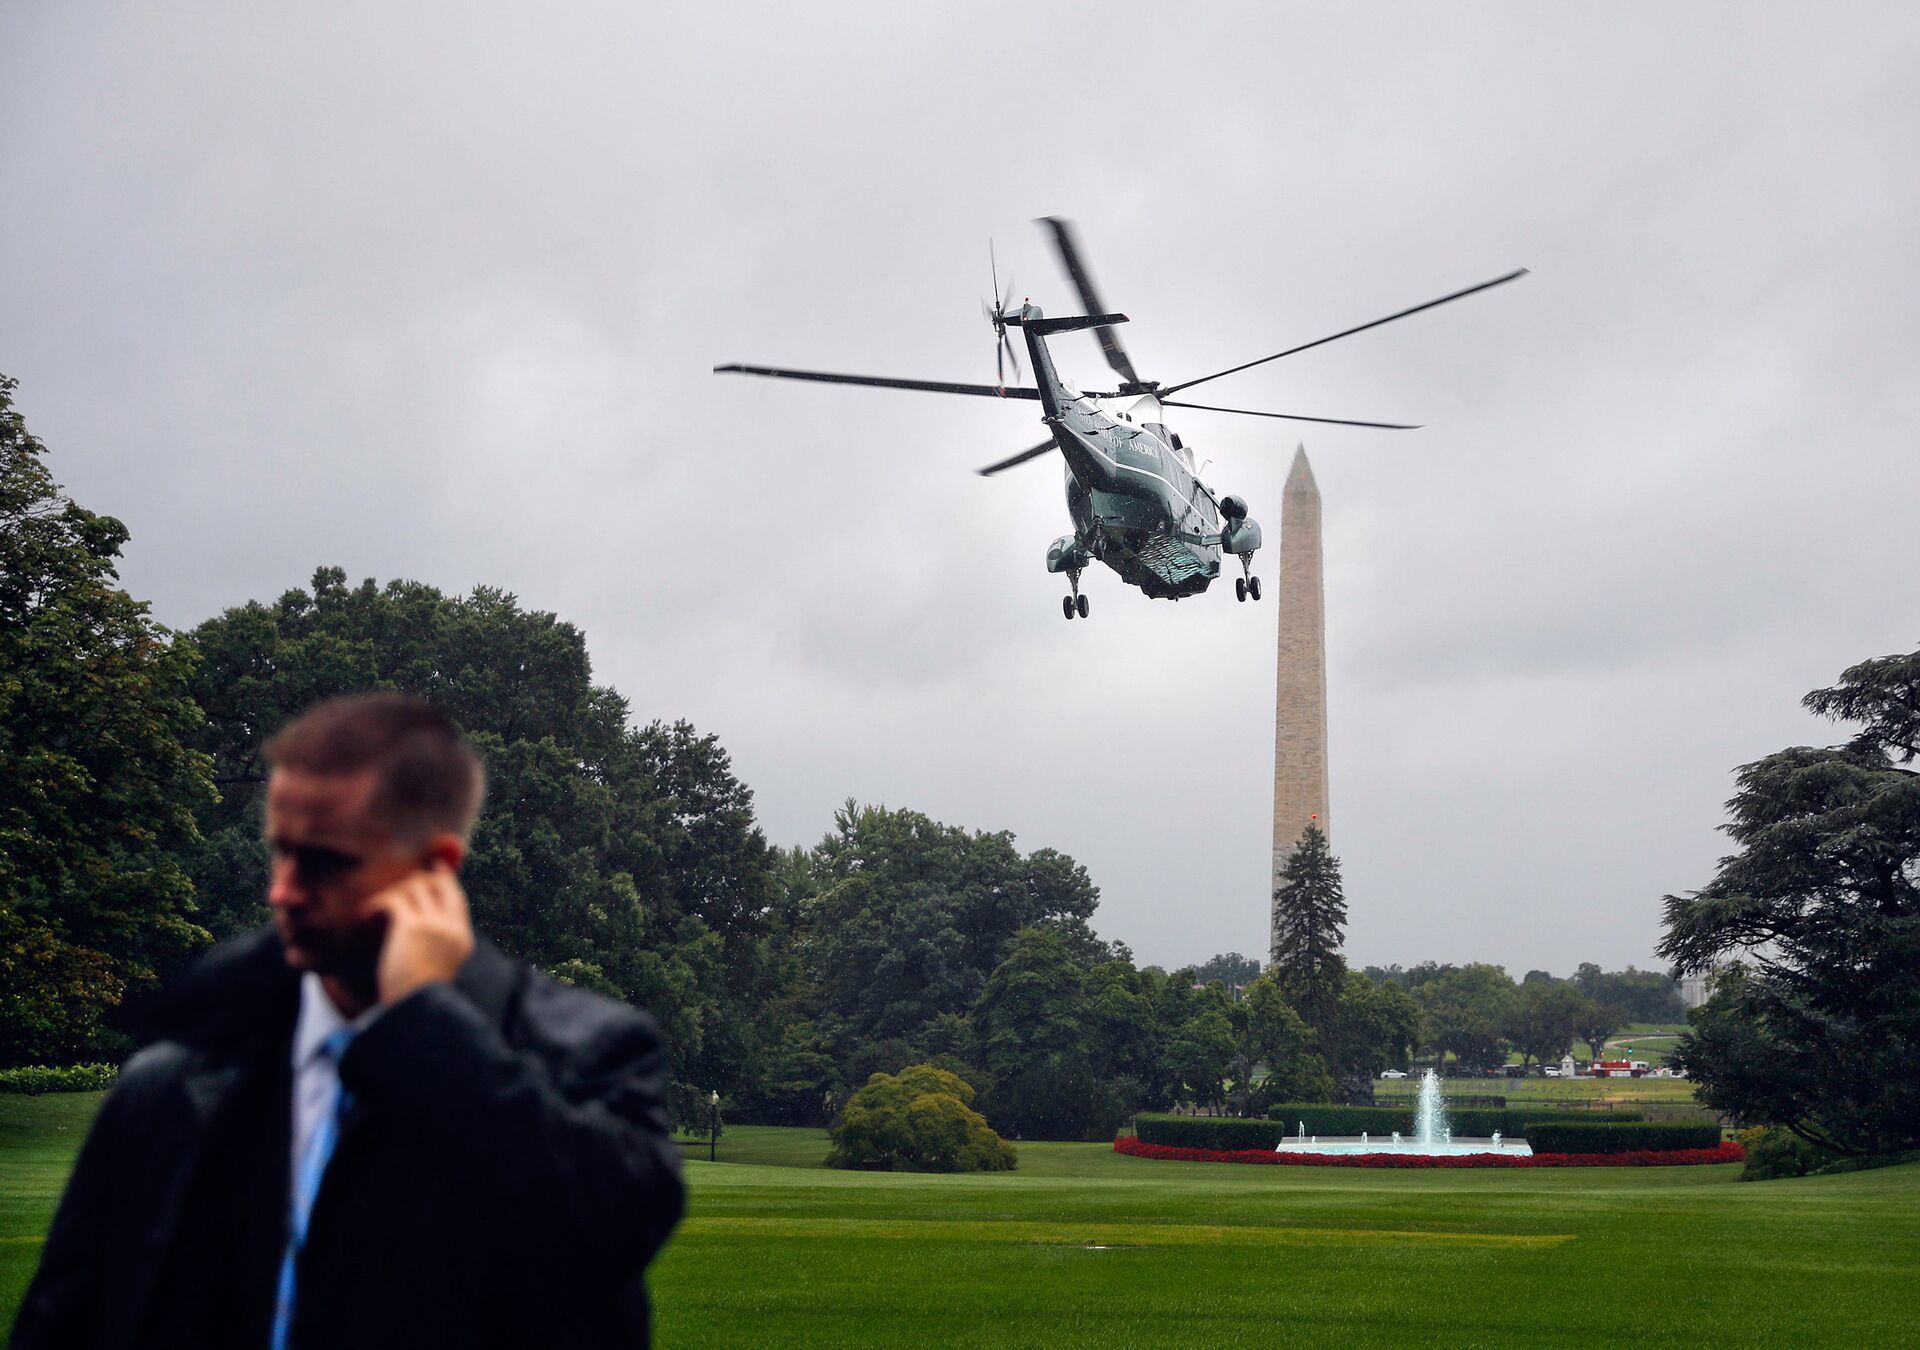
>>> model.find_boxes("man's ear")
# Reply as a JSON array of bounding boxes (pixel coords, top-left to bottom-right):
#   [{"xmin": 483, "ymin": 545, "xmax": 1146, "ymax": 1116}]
[{"xmin": 423, "ymin": 833, "xmax": 467, "ymax": 873}]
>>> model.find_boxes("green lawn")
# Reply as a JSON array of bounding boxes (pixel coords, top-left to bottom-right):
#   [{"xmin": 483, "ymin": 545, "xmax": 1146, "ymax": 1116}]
[{"xmin": 10, "ymin": 1103, "xmax": 1920, "ymax": 1347}]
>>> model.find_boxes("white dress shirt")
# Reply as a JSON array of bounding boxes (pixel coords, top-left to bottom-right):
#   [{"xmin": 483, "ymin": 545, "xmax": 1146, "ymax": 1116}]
[{"xmin": 289, "ymin": 974, "xmax": 377, "ymax": 1178}]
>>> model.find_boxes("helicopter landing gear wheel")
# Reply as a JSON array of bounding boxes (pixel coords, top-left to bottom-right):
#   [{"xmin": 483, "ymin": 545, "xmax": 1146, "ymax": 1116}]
[
  {"xmin": 1076, "ymin": 594, "xmax": 1089, "ymax": 619},
  {"xmin": 1248, "ymin": 575, "xmax": 1262, "ymax": 602},
  {"xmin": 1062, "ymin": 568, "xmax": 1086, "ymax": 621},
  {"xmin": 1062, "ymin": 595, "xmax": 1075, "ymax": 621},
  {"xmin": 1235, "ymin": 577, "xmax": 1248, "ymax": 603}
]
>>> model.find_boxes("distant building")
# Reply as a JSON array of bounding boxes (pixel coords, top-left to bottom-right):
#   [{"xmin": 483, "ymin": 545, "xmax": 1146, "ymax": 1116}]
[{"xmin": 1679, "ymin": 969, "xmax": 1714, "ymax": 1009}]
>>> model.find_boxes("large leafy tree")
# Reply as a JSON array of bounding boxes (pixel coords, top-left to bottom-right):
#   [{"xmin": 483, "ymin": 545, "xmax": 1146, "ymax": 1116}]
[
  {"xmin": 1227, "ymin": 972, "xmax": 1330, "ymax": 1112},
  {"xmin": 1575, "ymin": 1001, "xmax": 1625, "ymax": 1064},
  {"xmin": 1412, "ymin": 963, "xmax": 1518, "ymax": 1073},
  {"xmin": 801, "ymin": 803, "xmax": 1103, "ymax": 1067},
  {"xmin": 1660, "ymin": 645, "xmax": 1920, "ymax": 1155},
  {"xmin": 0, "ymin": 375, "xmax": 216, "ymax": 1064},
  {"xmin": 1269, "ymin": 823, "xmax": 1348, "ymax": 1024},
  {"xmin": 1160, "ymin": 981, "xmax": 1237, "ymax": 1112},
  {"xmin": 1505, "ymin": 978, "xmax": 1587, "ymax": 1070},
  {"xmin": 182, "ymin": 568, "xmax": 782, "ymax": 1120},
  {"xmin": 1193, "ymin": 952, "xmax": 1261, "ymax": 988},
  {"xmin": 1317, "ymin": 970, "xmax": 1423, "ymax": 1098},
  {"xmin": 972, "ymin": 925, "xmax": 1122, "ymax": 1140},
  {"xmin": 1571, "ymin": 961, "xmax": 1684, "ymax": 1024}
]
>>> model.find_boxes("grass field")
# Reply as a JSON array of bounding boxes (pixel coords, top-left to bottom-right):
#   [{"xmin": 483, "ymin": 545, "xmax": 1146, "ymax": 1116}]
[{"xmin": 10, "ymin": 1100, "xmax": 1920, "ymax": 1347}]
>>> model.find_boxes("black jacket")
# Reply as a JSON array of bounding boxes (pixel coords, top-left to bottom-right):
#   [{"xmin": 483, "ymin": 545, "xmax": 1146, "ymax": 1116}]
[{"xmin": 11, "ymin": 929, "xmax": 686, "ymax": 1349}]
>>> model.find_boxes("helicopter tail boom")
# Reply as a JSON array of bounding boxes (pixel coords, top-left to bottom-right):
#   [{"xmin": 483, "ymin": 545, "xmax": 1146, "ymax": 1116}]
[{"xmin": 1001, "ymin": 311, "xmax": 1129, "ymax": 336}]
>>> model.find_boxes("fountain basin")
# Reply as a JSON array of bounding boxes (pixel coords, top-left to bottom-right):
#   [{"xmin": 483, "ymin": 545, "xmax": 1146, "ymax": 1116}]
[{"xmin": 1275, "ymin": 1136, "xmax": 1533, "ymax": 1157}]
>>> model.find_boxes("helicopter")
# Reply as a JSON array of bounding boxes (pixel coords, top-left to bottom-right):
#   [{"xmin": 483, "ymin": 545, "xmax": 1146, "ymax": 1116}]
[{"xmin": 716, "ymin": 218, "xmax": 1525, "ymax": 619}]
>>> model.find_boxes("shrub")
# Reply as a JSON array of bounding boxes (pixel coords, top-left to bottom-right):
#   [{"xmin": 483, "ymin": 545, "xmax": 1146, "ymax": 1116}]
[
  {"xmin": 1526, "ymin": 1122, "xmax": 1722, "ymax": 1154},
  {"xmin": 0, "ymin": 1064, "xmax": 118, "ymax": 1095},
  {"xmin": 1737, "ymin": 1125, "xmax": 1840, "ymax": 1181},
  {"xmin": 826, "ymin": 1064, "xmax": 1016, "ymax": 1173}
]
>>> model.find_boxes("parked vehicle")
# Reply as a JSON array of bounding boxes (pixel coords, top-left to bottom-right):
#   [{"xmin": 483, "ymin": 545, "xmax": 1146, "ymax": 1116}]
[{"xmin": 1593, "ymin": 1059, "xmax": 1650, "ymax": 1078}]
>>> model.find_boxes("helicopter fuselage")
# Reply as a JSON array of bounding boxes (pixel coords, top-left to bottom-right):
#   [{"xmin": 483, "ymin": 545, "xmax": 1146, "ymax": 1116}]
[{"xmin": 1020, "ymin": 308, "xmax": 1256, "ymax": 600}]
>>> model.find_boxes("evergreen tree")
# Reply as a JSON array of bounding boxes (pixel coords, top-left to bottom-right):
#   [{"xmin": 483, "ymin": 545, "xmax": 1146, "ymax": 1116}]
[
  {"xmin": 1661, "ymin": 642, "xmax": 1920, "ymax": 1154},
  {"xmin": 1268, "ymin": 823, "xmax": 1348, "ymax": 1023}
]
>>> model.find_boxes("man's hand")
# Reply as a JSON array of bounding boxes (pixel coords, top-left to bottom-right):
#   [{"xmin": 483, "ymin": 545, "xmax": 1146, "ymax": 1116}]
[{"xmin": 369, "ymin": 863, "xmax": 476, "ymax": 1006}]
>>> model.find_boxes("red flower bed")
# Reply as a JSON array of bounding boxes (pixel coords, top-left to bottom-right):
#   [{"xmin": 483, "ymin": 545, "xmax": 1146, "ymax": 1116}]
[{"xmin": 1112, "ymin": 1135, "xmax": 1744, "ymax": 1169}]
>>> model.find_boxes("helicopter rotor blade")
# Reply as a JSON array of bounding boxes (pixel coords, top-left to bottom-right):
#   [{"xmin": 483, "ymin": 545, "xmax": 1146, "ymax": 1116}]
[
  {"xmin": 1038, "ymin": 216, "xmax": 1142, "ymax": 386},
  {"xmin": 976, "ymin": 438, "xmax": 1058, "ymax": 477},
  {"xmin": 1160, "ymin": 268, "xmax": 1529, "ymax": 397},
  {"xmin": 714, "ymin": 364, "xmax": 1040, "ymax": 400},
  {"xmin": 1159, "ymin": 399, "xmax": 1421, "ymax": 430}
]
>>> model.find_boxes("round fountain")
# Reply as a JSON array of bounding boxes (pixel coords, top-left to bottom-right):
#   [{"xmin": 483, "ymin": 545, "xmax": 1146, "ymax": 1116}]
[{"xmin": 1273, "ymin": 1069, "xmax": 1533, "ymax": 1157}]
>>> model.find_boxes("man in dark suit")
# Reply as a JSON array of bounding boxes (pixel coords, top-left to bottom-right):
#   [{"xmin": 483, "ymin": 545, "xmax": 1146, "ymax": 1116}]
[{"xmin": 12, "ymin": 693, "xmax": 685, "ymax": 1349}]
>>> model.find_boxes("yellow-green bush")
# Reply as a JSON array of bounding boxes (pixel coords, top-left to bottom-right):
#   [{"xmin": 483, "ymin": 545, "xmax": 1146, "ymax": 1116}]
[{"xmin": 827, "ymin": 1063, "xmax": 1016, "ymax": 1173}]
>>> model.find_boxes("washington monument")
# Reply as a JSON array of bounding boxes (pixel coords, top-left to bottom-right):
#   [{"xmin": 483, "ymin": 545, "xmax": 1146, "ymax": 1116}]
[{"xmin": 1270, "ymin": 444, "xmax": 1329, "ymax": 961}]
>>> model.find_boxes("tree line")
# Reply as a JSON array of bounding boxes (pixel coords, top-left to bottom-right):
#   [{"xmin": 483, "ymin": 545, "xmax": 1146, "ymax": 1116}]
[{"xmin": 5, "ymin": 373, "xmax": 1914, "ymax": 1155}]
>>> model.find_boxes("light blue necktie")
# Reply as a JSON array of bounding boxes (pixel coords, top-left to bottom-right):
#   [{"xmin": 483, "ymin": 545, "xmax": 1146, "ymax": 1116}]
[{"xmin": 271, "ymin": 1027, "xmax": 355, "ymax": 1350}]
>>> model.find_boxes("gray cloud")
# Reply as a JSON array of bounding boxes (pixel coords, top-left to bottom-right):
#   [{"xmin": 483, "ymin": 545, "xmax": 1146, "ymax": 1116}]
[{"xmin": 5, "ymin": 1, "xmax": 1917, "ymax": 976}]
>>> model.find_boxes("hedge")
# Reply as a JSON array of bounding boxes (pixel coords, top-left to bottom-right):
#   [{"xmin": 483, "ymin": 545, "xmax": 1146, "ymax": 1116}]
[
  {"xmin": 1267, "ymin": 1104, "xmax": 1411, "ymax": 1134},
  {"xmin": 0, "ymin": 1064, "xmax": 119, "ymax": 1095},
  {"xmin": 1265, "ymin": 1104, "xmax": 1646, "ymax": 1137},
  {"xmin": 1135, "ymin": 1115, "xmax": 1283, "ymax": 1150},
  {"xmin": 1525, "ymin": 1122, "xmax": 1723, "ymax": 1154}
]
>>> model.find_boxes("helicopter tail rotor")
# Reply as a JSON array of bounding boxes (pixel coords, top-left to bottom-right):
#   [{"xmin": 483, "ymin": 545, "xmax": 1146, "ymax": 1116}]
[{"xmin": 983, "ymin": 240, "xmax": 1022, "ymax": 388}]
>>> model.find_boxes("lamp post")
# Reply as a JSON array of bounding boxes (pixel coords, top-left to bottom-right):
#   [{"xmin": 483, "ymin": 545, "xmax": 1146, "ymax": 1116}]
[{"xmin": 708, "ymin": 1090, "xmax": 720, "ymax": 1163}]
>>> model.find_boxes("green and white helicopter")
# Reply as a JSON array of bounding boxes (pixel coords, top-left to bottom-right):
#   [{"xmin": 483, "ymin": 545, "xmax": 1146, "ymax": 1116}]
[{"xmin": 717, "ymin": 219, "xmax": 1524, "ymax": 619}]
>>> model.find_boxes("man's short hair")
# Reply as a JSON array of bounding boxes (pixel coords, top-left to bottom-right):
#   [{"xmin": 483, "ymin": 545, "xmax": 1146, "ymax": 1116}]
[{"xmin": 263, "ymin": 693, "xmax": 486, "ymax": 841}]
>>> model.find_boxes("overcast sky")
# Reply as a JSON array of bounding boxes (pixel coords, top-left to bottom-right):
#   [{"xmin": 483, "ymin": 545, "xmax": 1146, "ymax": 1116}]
[{"xmin": 5, "ymin": 3, "xmax": 1917, "ymax": 977}]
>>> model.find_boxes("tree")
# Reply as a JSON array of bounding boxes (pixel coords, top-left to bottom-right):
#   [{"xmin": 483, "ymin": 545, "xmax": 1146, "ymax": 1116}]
[
  {"xmin": 1227, "ymin": 973, "xmax": 1330, "ymax": 1113},
  {"xmin": 1802, "ymin": 646, "xmax": 1920, "ymax": 763},
  {"xmin": 972, "ymin": 926, "xmax": 1122, "ymax": 1140},
  {"xmin": 1161, "ymin": 979, "xmax": 1238, "ymax": 1112},
  {"xmin": 1412, "ymin": 964, "xmax": 1517, "ymax": 1073},
  {"xmin": 1575, "ymin": 1002, "xmax": 1624, "ymax": 1064},
  {"xmin": 0, "ymin": 375, "xmax": 216, "ymax": 1065},
  {"xmin": 1193, "ymin": 952, "xmax": 1261, "ymax": 989},
  {"xmin": 1269, "ymin": 823, "xmax": 1348, "ymax": 1024},
  {"xmin": 826, "ymin": 1064, "xmax": 1016, "ymax": 1172},
  {"xmin": 1505, "ymin": 979, "xmax": 1586, "ymax": 1070},
  {"xmin": 1571, "ymin": 961, "xmax": 1684, "ymax": 1024},
  {"xmin": 802, "ymin": 803, "xmax": 1102, "ymax": 1070},
  {"xmin": 1317, "ymin": 970, "xmax": 1423, "ymax": 1099},
  {"xmin": 181, "ymin": 568, "xmax": 784, "ymax": 1124},
  {"xmin": 1660, "ymin": 644, "xmax": 1920, "ymax": 1155}
]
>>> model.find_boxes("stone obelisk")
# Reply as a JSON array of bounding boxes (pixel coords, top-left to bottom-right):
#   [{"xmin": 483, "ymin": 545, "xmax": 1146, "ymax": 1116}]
[{"xmin": 1270, "ymin": 444, "xmax": 1329, "ymax": 962}]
